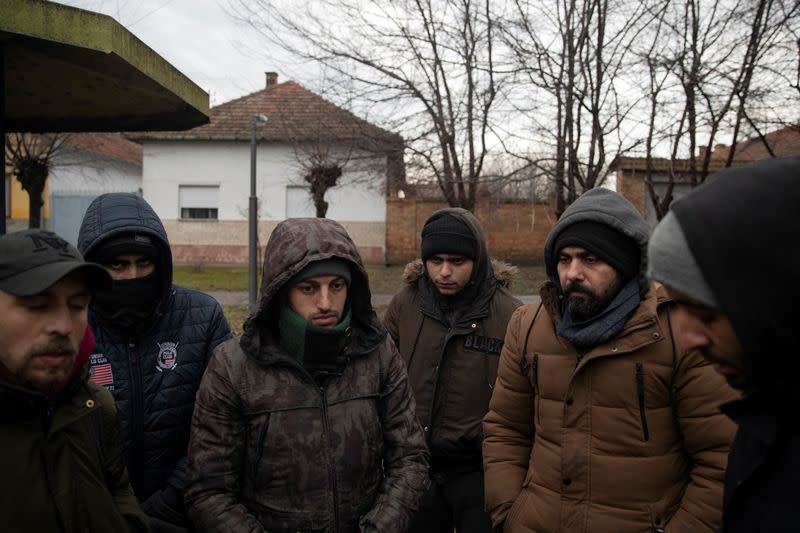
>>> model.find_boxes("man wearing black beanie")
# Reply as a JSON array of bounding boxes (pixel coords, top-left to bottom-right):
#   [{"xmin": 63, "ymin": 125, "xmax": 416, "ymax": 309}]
[
  {"xmin": 648, "ymin": 157, "xmax": 800, "ymax": 533},
  {"xmin": 384, "ymin": 208, "xmax": 521, "ymax": 533},
  {"xmin": 484, "ymin": 188, "xmax": 736, "ymax": 532}
]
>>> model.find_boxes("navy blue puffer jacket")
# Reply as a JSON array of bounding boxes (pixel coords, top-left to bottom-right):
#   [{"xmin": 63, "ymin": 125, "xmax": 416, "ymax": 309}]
[{"xmin": 78, "ymin": 193, "xmax": 232, "ymax": 526}]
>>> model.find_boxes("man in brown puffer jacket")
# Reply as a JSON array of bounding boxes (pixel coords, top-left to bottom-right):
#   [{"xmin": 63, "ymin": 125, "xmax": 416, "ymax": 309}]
[
  {"xmin": 483, "ymin": 188, "xmax": 738, "ymax": 533},
  {"xmin": 185, "ymin": 217, "xmax": 429, "ymax": 533},
  {"xmin": 384, "ymin": 208, "xmax": 521, "ymax": 533}
]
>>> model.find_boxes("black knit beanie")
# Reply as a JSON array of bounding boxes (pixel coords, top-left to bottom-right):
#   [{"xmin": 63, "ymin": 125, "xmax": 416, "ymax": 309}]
[
  {"xmin": 554, "ymin": 221, "xmax": 640, "ymax": 281},
  {"xmin": 421, "ymin": 213, "xmax": 477, "ymax": 261},
  {"xmin": 290, "ymin": 258, "xmax": 352, "ymax": 287}
]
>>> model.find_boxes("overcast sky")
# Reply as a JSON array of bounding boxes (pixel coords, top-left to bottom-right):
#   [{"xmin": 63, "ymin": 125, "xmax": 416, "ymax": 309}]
[{"xmin": 53, "ymin": 0, "xmax": 317, "ymax": 106}]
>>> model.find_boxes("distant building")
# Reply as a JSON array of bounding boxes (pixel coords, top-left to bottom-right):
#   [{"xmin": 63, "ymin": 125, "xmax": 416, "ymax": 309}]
[
  {"xmin": 130, "ymin": 72, "xmax": 405, "ymax": 265},
  {"xmin": 611, "ymin": 125, "xmax": 800, "ymax": 226},
  {"xmin": 4, "ymin": 132, "xmax": 142, "ymax": 241}
]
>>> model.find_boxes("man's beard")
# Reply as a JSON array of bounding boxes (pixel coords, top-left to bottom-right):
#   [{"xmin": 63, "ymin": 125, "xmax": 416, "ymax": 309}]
[{"xmin": 563, "ymin": 278, "xmax": 623, "ymax": 321}]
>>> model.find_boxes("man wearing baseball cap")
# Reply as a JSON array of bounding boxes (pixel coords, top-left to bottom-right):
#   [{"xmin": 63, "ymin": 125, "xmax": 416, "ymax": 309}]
[
  {"xmin": 0, "ymin": 229, "xmax": 148, "ymax": 532},
  {"xmin": 78, "ymin": 193, "xmax": 231, "ymax": 532},
  {"xmin": 484, "ymin": 188, "xmax": 737, "ymax": 532},
  {"xmin": 384, "ymin": 208, "xmax": 521, "ymax": 533}
]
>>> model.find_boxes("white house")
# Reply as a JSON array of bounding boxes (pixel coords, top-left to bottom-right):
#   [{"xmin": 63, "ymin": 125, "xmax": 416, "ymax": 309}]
[
  {"xmin": 130, "ymin": 72, "xmax": 404, "ymax": 265},
  {"xmin": 49, "ymin": 132, "xmax": 142, "ymax": 244}
]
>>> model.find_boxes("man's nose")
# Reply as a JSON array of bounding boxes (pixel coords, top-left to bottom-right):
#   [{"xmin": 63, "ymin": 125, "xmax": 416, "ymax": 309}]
[
  {"xmin": 564, "ymin": 260, "xmax": 584, "ymax": 282},
  {"xmin": 318, "ymin": 287, "xmax": 332, "ymax": 310},
  {"xmin": 47, "ymin": 304, "xmax": 74, "ymax": 336},
  {"xmin": 440, "ymin": 262, "xmax": 452, "ymax": 276}
]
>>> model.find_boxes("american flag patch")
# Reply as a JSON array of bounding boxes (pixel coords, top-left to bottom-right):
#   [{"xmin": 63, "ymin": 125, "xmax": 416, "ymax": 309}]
[{"xmin": 88, "ymin": 353, "xmax": 114, "ymax": 389}]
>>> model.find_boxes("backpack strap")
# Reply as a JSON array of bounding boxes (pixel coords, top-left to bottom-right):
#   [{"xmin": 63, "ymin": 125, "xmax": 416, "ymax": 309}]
[
  {"xmin": 518, "ymin": 302, "xmax": 544, "ymax": 375},
  {"xmin": 665, "ymin": 303, "xmax": 678, "ymax": 406}
]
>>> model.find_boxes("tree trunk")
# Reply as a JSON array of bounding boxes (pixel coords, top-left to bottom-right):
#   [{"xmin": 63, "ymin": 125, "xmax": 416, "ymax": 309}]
[{"xmin": 17, "ymin": 159, "xmax": 48, "ymax": 229}]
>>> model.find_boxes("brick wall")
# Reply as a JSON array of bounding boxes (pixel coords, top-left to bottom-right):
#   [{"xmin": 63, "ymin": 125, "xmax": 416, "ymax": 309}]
[
  {"xmin": 616, "ymin": 170, "xmax": 647, "ymax": 216},
  {"xmin": 165, "ymin": 219, "xmax": 386, "ymax": 265},
  {"xmin": 386, "ymin": 198, "xmax": 556, "ymax": 265}
]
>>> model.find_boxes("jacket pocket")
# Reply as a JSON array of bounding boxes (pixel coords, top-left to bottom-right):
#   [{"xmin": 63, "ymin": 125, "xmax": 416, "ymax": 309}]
[
  {"xmin": 504, "ymin": 489, "xmax": 529, "ymax": 531},
  {"xmin": 635, "ymin": 362, "xmax": 650, "ymax": 441},
  {"xmin": 247, "ymin": 413, "xmax": 270, "ymax": 491}
]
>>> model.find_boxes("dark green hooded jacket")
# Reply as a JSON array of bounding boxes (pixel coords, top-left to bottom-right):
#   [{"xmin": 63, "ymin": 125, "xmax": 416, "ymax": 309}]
[{"xmin": 0, "ymin": 374, "xmax": 149, "ymax": 532}]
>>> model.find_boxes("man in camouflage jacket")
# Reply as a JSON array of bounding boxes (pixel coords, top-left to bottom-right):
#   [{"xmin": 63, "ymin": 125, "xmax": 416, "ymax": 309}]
[{"xmin": 185, "ymin": 217, "xmax": 429, "ymax": 533}]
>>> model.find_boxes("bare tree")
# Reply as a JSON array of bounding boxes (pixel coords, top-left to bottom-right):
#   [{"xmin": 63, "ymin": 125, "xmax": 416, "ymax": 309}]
[
  {"xmin": 4, "ymin": 133, "xmax": 67, "ymax": 229},
  {"xmin": 641, "ymin": 0, "xmax": 799, "ymax": 211},
  {"xmin": 229, "ymin": 0, "xmax": 503, "ymax": 211},
  {"xmin": 501, "ymin": 0, "xmax": 654, "ymax": 216}
]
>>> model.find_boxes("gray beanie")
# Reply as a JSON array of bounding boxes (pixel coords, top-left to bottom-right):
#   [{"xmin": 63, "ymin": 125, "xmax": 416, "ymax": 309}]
[
  {"xmin": 647, "ymin": 211, "xmax": 718, "ymax": 308},
  {"xmin": 291, "ymin": 258, "xmax": 352, "ymax": 287}
]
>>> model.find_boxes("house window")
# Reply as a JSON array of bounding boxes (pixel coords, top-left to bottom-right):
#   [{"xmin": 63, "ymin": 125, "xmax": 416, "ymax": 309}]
[{"xmin": 179, "ymin": 185, "xmax": 219, "ymax": 220}]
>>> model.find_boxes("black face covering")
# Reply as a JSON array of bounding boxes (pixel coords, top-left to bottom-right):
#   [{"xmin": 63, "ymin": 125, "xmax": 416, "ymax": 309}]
[{"xmin": 92, "ymin": 273, "xmax": 162, "ymax": 336}]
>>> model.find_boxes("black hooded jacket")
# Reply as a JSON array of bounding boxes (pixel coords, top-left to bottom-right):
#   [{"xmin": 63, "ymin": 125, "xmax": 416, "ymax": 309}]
[
  {"xmin": 78, "ymin": 193, "xmax": 232, "ymax": 526},
  {"xmin": 672, "ymin": 156, "xmax": 800, "ymax": 533}
]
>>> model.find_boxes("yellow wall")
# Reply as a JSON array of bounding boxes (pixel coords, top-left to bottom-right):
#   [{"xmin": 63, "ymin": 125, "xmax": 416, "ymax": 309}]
[{"xmin": 6, "ymin": 174, "xmax": 50, "ymax": 219}]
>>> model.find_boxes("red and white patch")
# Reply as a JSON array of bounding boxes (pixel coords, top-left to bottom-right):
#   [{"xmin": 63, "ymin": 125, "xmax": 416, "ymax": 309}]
[{"xmin": 88, "ymin": 353, "xmax": 114, "ymax": 389}]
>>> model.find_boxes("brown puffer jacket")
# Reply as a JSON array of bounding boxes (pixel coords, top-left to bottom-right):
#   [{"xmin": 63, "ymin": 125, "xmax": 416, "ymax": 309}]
[
  {"xmin": 483, "ymin": 281, "xmax": 738, "ymax": 532},
  {"xmin": 185, "ymin": 218, "xmax": 429, "ymax": 533},
  {"xmin": 384, "ymin": 208, "xmax": 522, "ymax": 478}
]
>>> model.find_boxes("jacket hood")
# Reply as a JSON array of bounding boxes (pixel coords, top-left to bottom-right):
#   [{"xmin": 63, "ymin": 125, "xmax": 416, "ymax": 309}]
[
  {"xmin": 241, "ymin": 217, "xmax": 385, "ymax": 361},
  {"xmin": 77, "ymin": 193, "xmax": 173, "ymax": 299},
  {"xmin": 671, "ymin": 156, "xmax": 800, "ymax": 393},
  {"xmin": 544, "ymin": 188, "xmax": 650, "ymax": 295}
]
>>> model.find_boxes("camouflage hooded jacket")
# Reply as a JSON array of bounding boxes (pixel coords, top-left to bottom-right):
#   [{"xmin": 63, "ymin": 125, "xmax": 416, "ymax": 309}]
[{"xmin": 185, "ymin": 218, "xmax": 429, "ymax": 533}]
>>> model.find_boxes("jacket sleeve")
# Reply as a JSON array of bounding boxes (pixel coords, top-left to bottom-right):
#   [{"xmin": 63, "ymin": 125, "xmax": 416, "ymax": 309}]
[
  {"xmin": 483, "ymin": 305, "xmax": 535, "ymax": 531},
  {"xmin": 382, "ymin": 294, "xmax": 401, "ymax": 346},
  {"xmin": 96, "ymin": 385, "xmax": 151, "ymax": 532},
  {"xmin": 184, "ymin": 343, "xmax": 266, "ymax": 533},
  {"xmin": 665, "ymin": 345, "xmax": 738, "ymax": 532},
  {"xmin": 359, "ymin": 339, "xmax": 430, "ymax": 533},
  {"xmin": 142, "ymin": 299, "xmax": 233, "ymax": 525}
]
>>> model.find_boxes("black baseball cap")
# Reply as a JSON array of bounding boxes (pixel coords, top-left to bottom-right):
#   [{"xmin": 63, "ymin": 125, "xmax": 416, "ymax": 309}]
[{"xmin": 0, "ymin": 230, "xmax": 112, "ymax": 297}]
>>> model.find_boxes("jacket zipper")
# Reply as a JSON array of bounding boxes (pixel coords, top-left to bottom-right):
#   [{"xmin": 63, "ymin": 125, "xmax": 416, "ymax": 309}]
[
  {"xmin": 320, "ymin": 386, "xmax": 340, "ymax": 532},
  {"xmin": 128, "ymin": 340, "xmax": 145, "ymax": 489},
  {"xmin": 426, "ymin": 327, "xmax": 453, "ymax": 442},
  {"xmin": 531, "ymin": 354, "xmax": 540, "ymax": 425},
  {"xmin": 635, "ymin": 362, "xmax": 650, "ymax": 441}
]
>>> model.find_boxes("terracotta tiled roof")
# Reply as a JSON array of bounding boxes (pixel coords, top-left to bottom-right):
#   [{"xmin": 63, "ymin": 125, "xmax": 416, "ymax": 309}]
[
  {"xmin": 733, "ymin": 125, "xmax": 800, "ymax": 160},
  {"xmin": 128, "ymin": 81, "xmax": 402, "ymax": 150},
  {"xmin": 61, "ymin": 132, "xmax": 142, "ymax": 165}
]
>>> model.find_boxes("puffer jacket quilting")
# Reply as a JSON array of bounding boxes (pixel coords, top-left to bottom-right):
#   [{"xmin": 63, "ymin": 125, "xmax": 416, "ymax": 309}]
[
  {"xmin": 483, "ymin": 189, "xmax": 737, "ymax": 533},
  {"xmin": 77, "ymin": 193, "xmax": 232, "ymax": 510}
]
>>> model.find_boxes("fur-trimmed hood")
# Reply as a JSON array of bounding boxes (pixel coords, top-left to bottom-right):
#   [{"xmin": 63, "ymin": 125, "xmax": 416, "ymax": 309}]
[{"xmin": 402, "ymin": 258, "xmax": 518, "ymax": 290}]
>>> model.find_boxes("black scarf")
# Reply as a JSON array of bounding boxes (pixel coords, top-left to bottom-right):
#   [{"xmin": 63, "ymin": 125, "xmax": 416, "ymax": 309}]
[
  {"xmin": 557, "ymin": 277, "xmax": 641, "ymax": 350},
  {"xmin": 92, "ymin": 273, "xmax": 162, "ymax": 336}
]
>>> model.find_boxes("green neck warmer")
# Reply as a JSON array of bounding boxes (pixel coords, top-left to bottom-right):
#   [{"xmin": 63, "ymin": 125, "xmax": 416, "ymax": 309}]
[{"xmin": 278, "ymin": 304, "xmax": 352, "ymax": 367}]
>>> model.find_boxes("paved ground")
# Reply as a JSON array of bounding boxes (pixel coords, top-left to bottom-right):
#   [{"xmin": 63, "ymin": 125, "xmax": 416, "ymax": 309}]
[{"xmin": 207, "ymin": 290, "xmax": 540, "ymax": 307}]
